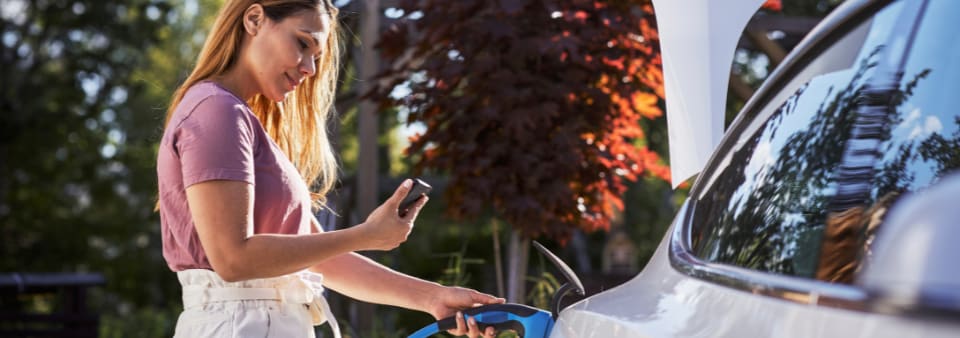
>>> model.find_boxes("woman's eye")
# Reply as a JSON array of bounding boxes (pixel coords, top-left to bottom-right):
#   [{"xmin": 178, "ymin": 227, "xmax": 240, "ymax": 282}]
[{"xmin": 298, "ymin": 39, "xmax": 308, "ymax": 49}]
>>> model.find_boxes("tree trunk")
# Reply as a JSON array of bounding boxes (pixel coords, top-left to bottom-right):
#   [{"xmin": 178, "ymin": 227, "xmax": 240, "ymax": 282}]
[
  {"xmin": 570, "ymin": 230, "xmax": 592, "ymax": 274},
  {"xmin": 353, "ymin": 0, "xmax": 380, "ymax": 335},
  {"xmin": 492, "ymin": 218, "xmax": 505, "ymax": 297},
  {"xmin": 506, "ymin": 230, "xmax": 529, "ymax": 303}
]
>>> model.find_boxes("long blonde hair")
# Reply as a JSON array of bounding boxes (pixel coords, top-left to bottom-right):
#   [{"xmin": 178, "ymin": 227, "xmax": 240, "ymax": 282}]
[{"xmin": 164, "ymin": 0, "xmax": 341, "ymax": 206}]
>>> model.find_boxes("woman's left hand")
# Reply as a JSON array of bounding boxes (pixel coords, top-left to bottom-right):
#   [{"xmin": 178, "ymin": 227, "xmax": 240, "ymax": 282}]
[{"xmin": 428, "ymin": 286, "xmax": 506, "ymax": 338}]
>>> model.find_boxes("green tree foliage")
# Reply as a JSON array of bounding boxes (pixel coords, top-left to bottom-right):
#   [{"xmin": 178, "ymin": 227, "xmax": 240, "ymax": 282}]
[
  {"xmin": 2, "ymin": 0, "xmax": 171, "ymax": 295},
  {"xmin": 0, "ymin": 0, "xmax": 218, "ymax": 335},
  {"xmin": 368, "ymin": 0, "xmax": 671, "ymax": 243}
]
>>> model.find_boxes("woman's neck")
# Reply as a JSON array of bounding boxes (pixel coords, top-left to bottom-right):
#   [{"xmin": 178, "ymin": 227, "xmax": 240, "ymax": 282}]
[{"xmin": 211, "ymin": 67, "xmax": 257, "ymax": 101}]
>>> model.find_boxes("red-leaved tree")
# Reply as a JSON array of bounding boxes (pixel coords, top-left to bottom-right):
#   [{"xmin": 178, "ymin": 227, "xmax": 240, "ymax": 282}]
[{"xmin": 369, "ymin": 0, "xmax": 670, "ymax": 244}]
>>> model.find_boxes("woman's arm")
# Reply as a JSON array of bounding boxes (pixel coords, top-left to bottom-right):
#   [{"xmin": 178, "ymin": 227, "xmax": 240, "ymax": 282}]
[
  {"xmin": 310, "ymin": 252, "xmax": 441, "ymax": 312},
  {"xmin": 185, "ymin": 179, "xmax": 421, "ymax": 282},
  {"xmin": 311, "ymin": 252, "xmax": 504, "ymax": 336}
]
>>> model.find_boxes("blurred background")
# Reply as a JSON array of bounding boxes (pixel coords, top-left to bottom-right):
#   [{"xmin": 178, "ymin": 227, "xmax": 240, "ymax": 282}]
[{"xmin": 0, "ymin": 0, "xmax": 841, "ymax": 336}]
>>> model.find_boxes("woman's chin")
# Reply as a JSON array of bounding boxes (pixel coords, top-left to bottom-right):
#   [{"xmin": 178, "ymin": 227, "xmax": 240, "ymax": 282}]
[{"xmin": 267, "ymin": 90, "xmax": 287, "ymax": 102}]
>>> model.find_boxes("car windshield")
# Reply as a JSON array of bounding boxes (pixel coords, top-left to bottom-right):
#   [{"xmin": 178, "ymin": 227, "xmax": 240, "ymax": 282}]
[{"xmin": 688, "ymin": 0, "xmax": 960, "ymax": 283}]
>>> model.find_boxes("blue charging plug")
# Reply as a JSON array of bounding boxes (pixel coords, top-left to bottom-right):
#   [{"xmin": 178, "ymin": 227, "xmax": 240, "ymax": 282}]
[
  {"xmin": 408, "ymin": 242, "xmax": 582, "ymax": 338},
  {"xmin": 407, "ymin": 303, "xmax": 554, "ymax": 338}
]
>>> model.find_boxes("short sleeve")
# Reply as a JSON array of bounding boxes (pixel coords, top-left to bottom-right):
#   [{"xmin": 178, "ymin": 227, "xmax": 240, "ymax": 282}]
[{"xmin": 174, "ymin": 94, "xmax": 257, "ymax": 188}]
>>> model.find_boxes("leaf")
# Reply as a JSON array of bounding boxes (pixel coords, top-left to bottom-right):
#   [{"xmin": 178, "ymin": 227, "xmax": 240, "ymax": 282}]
[
  {"xmin": 631, "ymin": 92, "xmax": 662, "ymax": 119},
  {"xmin": 762, "ymin": 0, "xmax": 783, "ymax": 12}
]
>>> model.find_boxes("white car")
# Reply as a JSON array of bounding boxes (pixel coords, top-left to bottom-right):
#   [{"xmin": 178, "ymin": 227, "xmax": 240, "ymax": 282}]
[{"xmin": 552, "ymin": 0, "xmax": 960, "ymax": 336}]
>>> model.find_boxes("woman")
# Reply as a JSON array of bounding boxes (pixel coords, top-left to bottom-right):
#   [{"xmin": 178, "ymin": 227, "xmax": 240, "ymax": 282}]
[{"xmin": 156, "ymin": 1, "xmax": 502, "ymax": 337}]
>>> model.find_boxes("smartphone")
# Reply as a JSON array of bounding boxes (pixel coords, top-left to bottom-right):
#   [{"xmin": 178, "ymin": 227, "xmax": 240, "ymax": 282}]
[{"xmin": 398, "ymin": 178, "xmax": 432, "ymax": 217}]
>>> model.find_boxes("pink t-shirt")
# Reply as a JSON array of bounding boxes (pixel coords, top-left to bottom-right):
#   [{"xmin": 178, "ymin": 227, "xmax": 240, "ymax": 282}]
[{"xmin": 157, "ymin": 81, "xmax": 314, "ymax": 271}]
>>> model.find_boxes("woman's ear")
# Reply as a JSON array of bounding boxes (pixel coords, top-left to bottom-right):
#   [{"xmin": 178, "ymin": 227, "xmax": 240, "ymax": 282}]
[{"xmin": 242, "ymin": 4, "xmax": 265, "ymax": 36}]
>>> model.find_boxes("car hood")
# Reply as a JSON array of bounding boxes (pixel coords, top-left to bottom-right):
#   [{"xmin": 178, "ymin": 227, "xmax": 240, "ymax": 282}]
[{"xmin": 549, "ymin": 226, "xmax": 695, "ymax": 338}]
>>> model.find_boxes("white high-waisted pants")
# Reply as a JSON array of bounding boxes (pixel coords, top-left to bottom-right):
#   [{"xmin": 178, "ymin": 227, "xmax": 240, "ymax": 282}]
[{"xmin": 173, "ymin": 269, "xmax": 340, "ymax": 338}]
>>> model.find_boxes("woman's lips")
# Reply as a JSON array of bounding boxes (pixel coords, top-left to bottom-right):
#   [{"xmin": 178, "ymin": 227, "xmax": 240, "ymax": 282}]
[{"xmin": 285, "ymin": 73, "xmax": 297, "ymax": 90}]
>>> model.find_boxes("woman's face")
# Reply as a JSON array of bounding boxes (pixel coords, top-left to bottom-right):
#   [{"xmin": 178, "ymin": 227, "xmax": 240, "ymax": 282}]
[{"xmin": 244, "ymin": 7, "xmax": 330, "ymax": 102}]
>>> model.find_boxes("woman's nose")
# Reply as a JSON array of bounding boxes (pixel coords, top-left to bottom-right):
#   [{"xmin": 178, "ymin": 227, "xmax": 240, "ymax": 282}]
[{"xmin": 300, "ymin": 56, "xmax": 316, "ymax": 77}]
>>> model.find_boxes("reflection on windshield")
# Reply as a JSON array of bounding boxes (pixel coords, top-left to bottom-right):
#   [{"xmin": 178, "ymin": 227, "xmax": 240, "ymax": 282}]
[
  {"xmin": 692, "ymin": 46, "xmax": 882, "ymax": 277},
  {"xmin": 846, "ymin": 0, "xmax": 960, "ymax": 280},
  {"xmin": 690, "ymin": 0, "xmax": 960, "ymax": 283}
]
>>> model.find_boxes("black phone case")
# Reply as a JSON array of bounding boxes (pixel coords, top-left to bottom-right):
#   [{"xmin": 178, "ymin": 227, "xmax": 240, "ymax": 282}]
[{"xmin": 398, "ymin": 178, "xmax": 432, "ymax": 216}]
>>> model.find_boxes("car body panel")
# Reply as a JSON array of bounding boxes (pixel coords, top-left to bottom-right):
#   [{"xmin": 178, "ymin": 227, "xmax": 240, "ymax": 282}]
[{"xmin": 552, "ymin": 201, "xmax": 959, "ymax": 337}]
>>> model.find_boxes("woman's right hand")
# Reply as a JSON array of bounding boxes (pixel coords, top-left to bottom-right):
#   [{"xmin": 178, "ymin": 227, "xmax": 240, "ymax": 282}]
[{"xmin": 359, "ymin": 179, "xmax": 429, "ymax": 251}]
